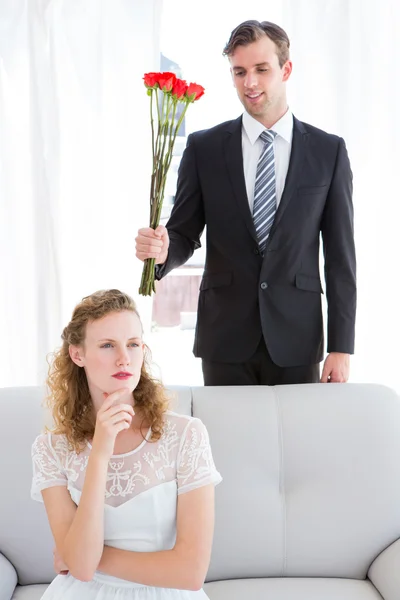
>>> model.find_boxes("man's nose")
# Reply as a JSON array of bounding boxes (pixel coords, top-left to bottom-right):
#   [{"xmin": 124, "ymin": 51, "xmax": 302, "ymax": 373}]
[{"xmin": 244, "ymin": 73, "xmax": 258, "ymax": 88}]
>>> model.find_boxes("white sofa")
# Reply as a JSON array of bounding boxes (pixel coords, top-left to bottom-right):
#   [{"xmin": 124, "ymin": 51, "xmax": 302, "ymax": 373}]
[{"xmin": 1, "ymin": 383, "xmax": 400, "ymax": 599}]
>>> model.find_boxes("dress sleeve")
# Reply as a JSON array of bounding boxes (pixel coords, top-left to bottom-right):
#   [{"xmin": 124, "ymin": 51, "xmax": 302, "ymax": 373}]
[
  {"xmin": 31, "ymin": 433, "xmax": 67, "ymax": 502},
  {"xmin": 177, "ymin": 418, "xmax": 222, "ymax": 495}
]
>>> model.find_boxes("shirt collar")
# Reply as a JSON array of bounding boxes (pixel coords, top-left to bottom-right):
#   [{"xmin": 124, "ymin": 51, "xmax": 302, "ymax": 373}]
[{"xmin": 242, "ymin": 108, "xmax": 293, "ymax": 145}]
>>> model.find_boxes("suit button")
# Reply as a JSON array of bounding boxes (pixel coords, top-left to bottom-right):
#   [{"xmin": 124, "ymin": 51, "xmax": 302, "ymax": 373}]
[
  {"xmin": 260, "ymin": 282, "xmax": 268, "ymax": 290},
  {"xmin": 253, "ymin": 248, "xmax": 259, "ymax": 255}
]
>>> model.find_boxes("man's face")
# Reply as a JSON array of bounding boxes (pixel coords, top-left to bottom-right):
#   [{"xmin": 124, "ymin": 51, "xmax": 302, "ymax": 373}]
[{"xmin": 229, "ymin": 35, "xmax": 292, "ymax": 122}]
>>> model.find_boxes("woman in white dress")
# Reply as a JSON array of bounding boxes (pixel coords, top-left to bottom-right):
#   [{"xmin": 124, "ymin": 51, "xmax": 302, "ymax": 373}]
[{"xmin": 31, "ymin": 289, "xmax": 222, "ymax": 599}]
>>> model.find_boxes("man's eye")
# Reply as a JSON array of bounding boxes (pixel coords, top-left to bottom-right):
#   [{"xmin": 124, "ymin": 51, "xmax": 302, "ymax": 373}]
[{"xmin": 235, "ymin": 71, "xmax": 244, "ymax": 76}]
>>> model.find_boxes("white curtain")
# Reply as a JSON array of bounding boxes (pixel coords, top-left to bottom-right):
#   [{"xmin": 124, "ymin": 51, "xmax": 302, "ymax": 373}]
[
  {"xmin": 161, "ymin": 0, "xmax": 400, "ymax": 392},
  {"xmin": 0, "ymin": 0, "xmax": 161, "ymax": 387},
  {"xmin": 1, "ymin": 0, "xmax": 399, "ymax": 391}
]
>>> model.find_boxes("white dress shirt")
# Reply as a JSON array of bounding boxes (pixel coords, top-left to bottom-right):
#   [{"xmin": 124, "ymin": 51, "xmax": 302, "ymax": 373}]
[{"xmin": 241, "ymin": 108, "xmax": 293, "ymax": 211}]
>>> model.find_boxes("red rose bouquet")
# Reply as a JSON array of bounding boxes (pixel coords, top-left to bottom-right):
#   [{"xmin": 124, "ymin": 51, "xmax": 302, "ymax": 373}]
[{"xmin": 138, "ymin": 71, "xmax": 205, "ymax": 296}]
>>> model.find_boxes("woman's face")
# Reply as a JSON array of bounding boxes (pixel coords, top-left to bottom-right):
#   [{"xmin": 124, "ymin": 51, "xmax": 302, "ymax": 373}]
[{"xmin": 70, "ymin": 310, "xmax": 144, "ymax": 406}]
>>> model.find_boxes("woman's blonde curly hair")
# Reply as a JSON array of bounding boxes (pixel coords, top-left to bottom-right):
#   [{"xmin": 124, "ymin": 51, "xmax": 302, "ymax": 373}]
[{"xmin": 46, "ymin": 289, "xmax": 169, "ymax": 453}]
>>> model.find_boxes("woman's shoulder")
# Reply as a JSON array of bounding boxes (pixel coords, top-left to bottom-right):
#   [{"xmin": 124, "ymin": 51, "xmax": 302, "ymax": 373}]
[
  {"xmin": 163, "ymin": 411, "xmax": 208, "ymax": 439},
  {"xmin": 164, "ymin": 410, "xmax": 201, "ymax": 426},
  {"xmin": 31, "ymin": 431, "xmax": 72, "ymax": 458}
]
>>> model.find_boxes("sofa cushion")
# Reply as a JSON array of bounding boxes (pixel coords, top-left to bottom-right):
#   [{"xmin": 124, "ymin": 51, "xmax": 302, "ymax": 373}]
[
  {"xmin": 204, "ymin": 577, "xmax": 383, "ymax": 600},
  {"xmin": 11, "ymin": 585, "xmax": 48, "ymax": 600},
  {"xmin": 193, "ymin": 384, "xmax": 400, "ymax": 582},
  {"xmin": 10, "ymin": 578, "xmax": 384, "ymax": 600},
  {"xmin": 0, "ymin": 387, "xmax": 56, "ymax": 585}
]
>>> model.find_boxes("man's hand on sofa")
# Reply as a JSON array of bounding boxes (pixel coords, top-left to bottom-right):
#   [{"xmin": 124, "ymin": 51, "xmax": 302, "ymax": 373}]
[
  {"xmin": 53, "ymin": 547, "xmax": 69, "ymax": 575},
  {"xmin": 320, "ymin": 353, "xmax": 350, "ymax": 383}
]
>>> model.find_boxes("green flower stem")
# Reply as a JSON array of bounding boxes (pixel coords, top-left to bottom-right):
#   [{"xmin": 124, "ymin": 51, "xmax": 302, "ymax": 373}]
[
  {"xmin": 152, "ymin": 92, "xmax": 171, "ymax": 223},
  {"xmin": 138, "ymin": 256, "xmax": 156, "ymax": 296},
  {"xmin": 155, "ymin": 88, "xmax": 162, "ymax": 152},
  {"xmin": 149, "ymin": 90, "xmax": 157, "ymax": 206},
  {"xmin": 150, "ymin": 89, "xmax": 155, "ymax": 159},
  {"xmin": 139, "ymin": 94, "xmax": 196, "ymax": 297}
]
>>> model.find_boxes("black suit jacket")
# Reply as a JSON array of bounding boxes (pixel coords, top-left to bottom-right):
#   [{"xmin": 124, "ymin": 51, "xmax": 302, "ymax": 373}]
[{"xmin": 156, "ymin": 115, "xmax": 356, "ymax": 367}]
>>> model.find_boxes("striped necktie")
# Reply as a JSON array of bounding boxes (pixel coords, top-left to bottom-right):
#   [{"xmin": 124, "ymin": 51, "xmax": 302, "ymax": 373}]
[{"xmin": 253, "ymin": 129, "xmax": 277, "ymax": 250}]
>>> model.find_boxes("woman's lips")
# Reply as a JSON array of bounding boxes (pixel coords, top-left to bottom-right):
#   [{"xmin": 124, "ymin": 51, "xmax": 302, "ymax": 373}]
[{"xmin": 112, "ymin": 373, "xmax": 132, "ymax": 380}]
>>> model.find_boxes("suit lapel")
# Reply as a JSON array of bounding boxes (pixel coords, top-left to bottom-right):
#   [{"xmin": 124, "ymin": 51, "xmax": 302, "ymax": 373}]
[
  {"xmin": 267, "ymin": 117, "xmax": 309, "ymax": 242},
  {"xmin": 223, "ymin": 116, "xmax": 258, "ymax": 244}
]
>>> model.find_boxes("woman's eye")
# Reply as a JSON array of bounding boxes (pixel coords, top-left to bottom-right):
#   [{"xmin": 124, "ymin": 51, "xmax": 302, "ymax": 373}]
[
  {"xmin": 129, "ymin": 343, "xmax": 139, "ymax": 348},
  {"xmin": 101, "ymin": 343, "xmax": 112, "ymax": 348}
]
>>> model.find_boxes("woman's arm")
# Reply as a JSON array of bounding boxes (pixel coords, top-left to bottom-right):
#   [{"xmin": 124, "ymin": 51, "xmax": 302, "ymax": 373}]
[
  {"xmin": 41, "ymin": 392, "xmax": 134, "ymax": 581},
  {"xmin": 97, "ymin": 484, "xmax": 215, "ymax": 590},
  {"xmin": 42, "ymin": 452, "xmax": 108, "ymax": 581}
]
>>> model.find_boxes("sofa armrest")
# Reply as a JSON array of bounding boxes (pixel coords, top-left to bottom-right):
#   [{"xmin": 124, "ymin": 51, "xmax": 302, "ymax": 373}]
[
  {"xmin": 368, "ymin": 538, "xmax": 400, "ymax": 600},
  {"xmin": 0, "ymin": 552, "xmax": 17, "ymax": 600}
]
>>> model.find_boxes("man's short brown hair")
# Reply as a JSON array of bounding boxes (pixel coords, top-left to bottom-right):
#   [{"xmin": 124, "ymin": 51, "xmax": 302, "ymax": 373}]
[{"xmin": 223, "ymin": 20, "xmax": 290, "ymax": 68}]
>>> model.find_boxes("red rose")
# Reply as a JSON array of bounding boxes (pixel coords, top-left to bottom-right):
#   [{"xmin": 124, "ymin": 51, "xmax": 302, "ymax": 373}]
[
  {"xmin": 172, "ymin": 78, "xmax": 188, "ymax": 99},
  {"xmin": 139, "ymin": 69, "xmax": 205, "ymax": 296},
  {"xmin": 186, "ymin": 82, "xmax": 205, "ymax": 101},
  {"xmin": 143, "ymin": 72, "xmax": 159, "ymax": 88},
  {"xmin": 157, "ymin": 72, "xmax": 177, "ymax": 92}
]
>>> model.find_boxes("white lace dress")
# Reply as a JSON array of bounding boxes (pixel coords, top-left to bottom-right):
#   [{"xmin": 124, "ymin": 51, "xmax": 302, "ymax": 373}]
[{"xmin": 31, "ymin": 411, "xmax": 222, "ymax": 600}]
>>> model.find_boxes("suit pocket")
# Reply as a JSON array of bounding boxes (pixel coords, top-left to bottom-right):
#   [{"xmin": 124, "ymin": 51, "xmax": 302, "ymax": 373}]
[
  {"xmin": 297, "ymin": 184, "xmax": 327, "ymax": 196},
  {"xmin": 295, "ymin": 273, "xmax": 324, "ymax": 294},
  {"xmin": 200, "ymin": 272, "xmax": 232, "ymax": 291}
]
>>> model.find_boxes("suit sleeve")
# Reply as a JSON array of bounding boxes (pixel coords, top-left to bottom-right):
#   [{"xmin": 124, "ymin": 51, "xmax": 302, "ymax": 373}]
[
  {"xmin": 321, "ymin": 138, "xmax": 357, "ymax": 354},
  {"xmin": 155, "ymin": 133, "xmax": 205, "ymax": 280}
]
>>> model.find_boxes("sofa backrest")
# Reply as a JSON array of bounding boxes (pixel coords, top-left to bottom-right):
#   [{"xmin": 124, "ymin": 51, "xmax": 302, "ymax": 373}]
[
  {"xmin": 193, "ymin": 384, "xmax": 400, "ymax": 581},
  {"xmin": 1, "ymin": 383, "xmax": 399, "ymax": 586}
]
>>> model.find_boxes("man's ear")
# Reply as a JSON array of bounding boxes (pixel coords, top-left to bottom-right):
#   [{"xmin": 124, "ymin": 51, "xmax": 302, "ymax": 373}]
[
  {"xmin": 282, "ymin": 60, "xmax": 293, "ymax": 82},
  {"xmin": 69, "ymin": 345, "xmax": 85, "ymax": 367}
]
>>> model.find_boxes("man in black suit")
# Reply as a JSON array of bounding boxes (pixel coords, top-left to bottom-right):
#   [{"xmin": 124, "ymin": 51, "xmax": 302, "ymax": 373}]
[{"xmin": 135, "ymin": 20, "xmax": 356, "ymax": 386}]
